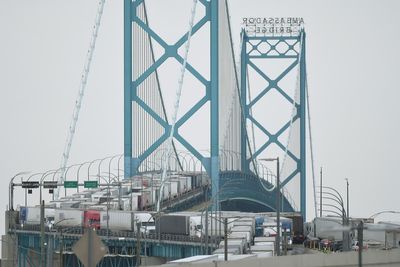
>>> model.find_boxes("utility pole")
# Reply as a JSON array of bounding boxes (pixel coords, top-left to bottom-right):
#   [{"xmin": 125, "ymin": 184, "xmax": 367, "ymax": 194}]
[
  {"xmin": 357, "ymin": 221, "xmax": 364, "ymax": 267},
  {"xmin": 40, "ymin": 200, "xmax": 46, "ymax": 267},
  {"xmin": 259, "ymin": 157, "xmax": 280, "ymax": 256},
  {"xmin": 346, "ymin": 178, "xmax": 349, "ymax": 219},
  {"xmin": 320, "ymin": 167, "xmax": 322, "ymax": 217},
  {"xmin": 224, "ymin": 218, "xmax": 228, "ymax": 261},
  {"xmin": 276, "ymin": 157, "xmax": 281, "ymax": 257},
  {"xmin": 345, "ymin": 178, "xmax": 350, "ymax": 252},
  {"xmin": 136, "ymin": 222, "xmax": 141, "ymax": 267},
  {"xmin": 60, "ymin": 228, "xmax": 64, "ymax": 267},
  {"xmin": 205, "ymin": 184, "xmax": 209, "ymax": 254}
]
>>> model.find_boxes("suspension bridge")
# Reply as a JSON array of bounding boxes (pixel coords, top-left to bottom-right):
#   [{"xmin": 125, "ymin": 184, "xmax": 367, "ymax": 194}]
[
  {"xmin": 122, "ymin": 0, "xmax": 307, "ymax": 216},
  {"xmin": 4, "ymin": 1, "xmax": 313, "ymax": 266}
]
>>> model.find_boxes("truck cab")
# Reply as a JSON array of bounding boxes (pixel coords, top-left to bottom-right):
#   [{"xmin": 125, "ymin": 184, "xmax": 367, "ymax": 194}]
[{"xmin": 84, "ymin": 210, "xmax": 101, "ymax": 229}]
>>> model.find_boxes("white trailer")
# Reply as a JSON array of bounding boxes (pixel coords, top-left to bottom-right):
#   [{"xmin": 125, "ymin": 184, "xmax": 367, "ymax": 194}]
[
  {"xmin": 313, "ymin": 217, "xmax": 344, "ymax": 241},
  {"xmin": 228, "ymin": 231, "xmax": 252, "ymax": 244},
  {"xmin": 250, "ymin": 244, "xmax": 274, "ymax": 254},
  {"xmin": 171, "ymin": 180, "xmax": 179, "ymax": 197},
  {"xmin": 60, "ymin": 201, "xmax": 81, "ymax": 209},
  {"xmin": 218, "ymin": 238, "xmax": 246, "ymax": 254},
  {"xmin": 100, "ymin": 210, "xmax": 135, "ymax": 231},
  {"xmin": 254, "ymin": 236, "xmax": 276, "ymax": 243},
  {"xmin": 91, "ymin": 191, "xmax": 108, "ymax": 202}
]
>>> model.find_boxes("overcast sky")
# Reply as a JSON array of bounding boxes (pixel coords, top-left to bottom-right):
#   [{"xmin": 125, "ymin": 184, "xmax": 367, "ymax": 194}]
[{"xmin": 1, "ymin": 0, "xmax": 400, "ymax": 242}]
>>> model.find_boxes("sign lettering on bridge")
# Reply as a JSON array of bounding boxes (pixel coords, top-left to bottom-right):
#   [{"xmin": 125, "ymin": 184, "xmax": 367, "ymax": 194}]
[{"xmin": 242, "ymin": 17, "xmax": 304, "ymax": 36}]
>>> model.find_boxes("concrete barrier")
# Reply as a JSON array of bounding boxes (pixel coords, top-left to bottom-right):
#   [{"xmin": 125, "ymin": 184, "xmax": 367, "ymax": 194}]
[{"xmin": 161, "ymin": 248, "xmax": 400, "ymax": 267}]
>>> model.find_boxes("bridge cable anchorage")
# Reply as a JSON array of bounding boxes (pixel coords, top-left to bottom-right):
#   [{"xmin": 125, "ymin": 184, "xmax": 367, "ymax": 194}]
[
  {"xmin": 157, "ymin": 0, "xmax": 198, "ymax": 212},
  {"xmin": 56, "ymin": 0, "xmax": 106, "ymax": 199},
  {"xmin": 305, "ymin": 62, "xmax": 318, "ymax": 218}
]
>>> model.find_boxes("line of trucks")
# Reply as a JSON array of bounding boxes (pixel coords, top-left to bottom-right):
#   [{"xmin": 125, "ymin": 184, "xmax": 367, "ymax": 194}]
[
  {"xmin": 35, "ymin": 173, "xmax": 208, "ymax": 212},
  {"xmin": 18, "ymin": 207, "xmax": 303, "ymax": 256}
]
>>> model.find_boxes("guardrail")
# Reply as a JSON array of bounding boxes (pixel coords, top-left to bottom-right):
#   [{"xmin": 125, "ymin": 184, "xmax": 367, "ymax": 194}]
[{"xmin": 12, "ymin": 224, "xmax": 208, "ymax": 245}]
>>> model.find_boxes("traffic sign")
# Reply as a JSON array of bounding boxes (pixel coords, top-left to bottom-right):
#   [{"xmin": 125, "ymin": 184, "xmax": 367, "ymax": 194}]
[
  {"xmin": 84, "ymin": 181, "xmax": 98, "ymax": 189},
  {"xmin": 43, "ymin": 181, "xmax": 58, "ymax": 189},
  {"xmin": 64, "ymin": 181, "xmax": 78, "ymax": 188},
  {"xmin": 73, "ymin": 228, "xmax": 107, "ymax": 267},
  {"xmin": 22, "ymin": 181, "xmax": 39, "ymax": 189}
]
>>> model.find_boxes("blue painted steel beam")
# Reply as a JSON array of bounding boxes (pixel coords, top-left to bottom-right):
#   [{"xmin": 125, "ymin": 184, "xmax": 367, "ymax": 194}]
[
  {"xmin": 124, "ymin": 0, "xmax": 133, "ymax": 178},
  {"xmin": 124, "ymin": 0, "xmax": 220, "ymax": 192},
  {"xmin": 210, "ymin": 0, "xmax": 219, "ymax": 210},
  {"xmin": 300, "ymin": 30, "xmax": 307, "ymax": 219},
  {"xmin": 241, "ymin": 31, "xmax": 307, "ymax": 216},
  {"xmin": 240, "ymin": 30, "xmax": 248, "ymax": 172}
]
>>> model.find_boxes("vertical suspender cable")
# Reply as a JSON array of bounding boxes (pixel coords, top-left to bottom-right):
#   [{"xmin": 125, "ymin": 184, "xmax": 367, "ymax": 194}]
[
  {"xmin": 56, "ymin": 0, "xmax": 106, "ymax": 199},
  {"xmin": 306, "ymin": 73, "xmax": 318, "ymax": 218},
  {"xmin": 157, "ymin": 0, "xmax": 198, "ymax": 212},
  {"xmin": 246, "ymin": 67, "xmax": 257, "ymax": 155},
  {"xmin": 142, "ymin": 2, "xmax": 182, "ymax": 171}
]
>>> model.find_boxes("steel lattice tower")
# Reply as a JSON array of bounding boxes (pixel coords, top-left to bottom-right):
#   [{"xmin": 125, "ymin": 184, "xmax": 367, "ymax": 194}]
[
  {"xmin": 124, "ymin": 0, "xmax": 220, "ymax": 205},
  {"xmin": 240, "ymin": 30, "xmax": 307, "ymax": 218}
]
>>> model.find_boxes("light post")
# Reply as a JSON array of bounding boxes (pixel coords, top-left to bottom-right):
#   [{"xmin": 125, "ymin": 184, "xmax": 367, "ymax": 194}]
[
  {"xmin": 369, "ymin": 210, "xmax": 400, "ymax": 219},
  {"xmin": 98, "ymin": 155, "xmax": 117, "ymax": 184},
  {"xmin": 102, "ymin": 172, "xmax": 122, "ymax": 210},
  {"xmin": 260, "ymin": 157, "xmax": 280, "ymax": 256},
  {"xmin": 63, "ymin": 163, "xmax": 83, "ymax": 196},
  {"xmin": 318, "ymin": 186, "xmax": 350, "ymax": 251},
  {"xmin": 345, "ymin": 178, "xmax": 349, "ymax": 220},
  {"xmin": 75, "ymin": 161, "xmax": 90, "ymax": 192},
  {"xmin": 25, "ymin": 173, "xmax": 43, "ymax": 207},
  {"xmin": 96, "ymin": 175, "xmax": 118, "ymax": 240},
  {"xmin": 9, "ymin": 172, "xmax": 30, "ymax": 211},
  {"xmin": 40, "ymin": 169, "xmax": 59, "ymax": 205}
]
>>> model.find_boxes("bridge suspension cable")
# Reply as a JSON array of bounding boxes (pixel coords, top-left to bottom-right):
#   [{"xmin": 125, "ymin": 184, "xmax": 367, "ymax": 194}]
[
  {"xmin": 225, "ymin": 2, "xmax": 260, "ymax": 179},
  {"xmin": 56, "ymin": 0, "xmax": 106, "ymax": 199},
  {"xmin": 306, "ymin": 66, "xmax": 318, "ymax": 218},
  {"xmin": 157, "ymin": 0, "xmax": 198, "ymax": 212}
]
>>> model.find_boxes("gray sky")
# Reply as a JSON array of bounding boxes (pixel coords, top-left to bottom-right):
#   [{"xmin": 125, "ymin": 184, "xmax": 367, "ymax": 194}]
[{"xmin": 1, "ymin": 0, "xmax": 400, "ymax": 242}]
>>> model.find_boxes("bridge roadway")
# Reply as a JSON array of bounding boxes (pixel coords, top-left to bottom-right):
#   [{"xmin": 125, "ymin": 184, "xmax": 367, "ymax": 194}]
[
  {"xmin": 159, "ymin": 170, "xmax": 295, "ymax": 213},
  {"xmin": 13, "ymin": 225, "xmax": 218, "ymax": 267},
  {"xmin": 10, "ymin": 171, "xmax": 295, "ymax": 267}
]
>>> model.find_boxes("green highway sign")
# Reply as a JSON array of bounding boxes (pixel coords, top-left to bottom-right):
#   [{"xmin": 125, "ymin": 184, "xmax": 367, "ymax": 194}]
[
  {"xmin": 64, "ymin": 181, "xmax": 78, "ymax": 188},
  {"xmin": 84, "ymin": 181, "xmax": 98, "ymax": 189}
]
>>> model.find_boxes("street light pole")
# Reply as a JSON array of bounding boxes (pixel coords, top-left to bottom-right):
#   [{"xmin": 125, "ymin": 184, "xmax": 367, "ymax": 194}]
[
  {"xmin": 9, "ymin": 172, "xmax": 30, "ymax": 211},
  {"xmin": 260, "ymin": 157, "xmax": 280, "ymax": 256},
  {"xmin": 346, "ymin": 178, "xmax": 349, "ymax": 220},
  {"xmin": 320, "ymin": 167, "xmax": 322, "ymax": 217},
  {"xmin": 276, "ymin": 157, "xmax": 280, "ymax": 257},
  {"xmin": 224, "ymin": 218, "xmax": 228, "ymax": 261}
]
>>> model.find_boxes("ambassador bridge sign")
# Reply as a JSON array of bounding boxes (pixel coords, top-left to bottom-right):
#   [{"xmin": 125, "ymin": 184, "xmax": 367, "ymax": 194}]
[{"xmin": 243, "ymin": 17, "xmax": 304, "ymax": 36}]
